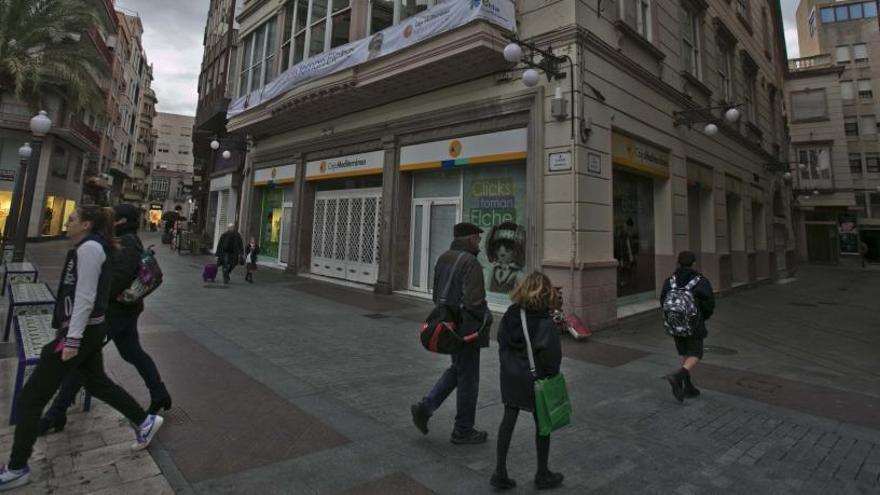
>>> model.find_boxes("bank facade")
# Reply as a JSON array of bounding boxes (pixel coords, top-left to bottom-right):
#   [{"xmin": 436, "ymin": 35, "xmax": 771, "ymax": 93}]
[{"xmin": 227, "ymin": 0, "xmax": 795, "ymax": 328}]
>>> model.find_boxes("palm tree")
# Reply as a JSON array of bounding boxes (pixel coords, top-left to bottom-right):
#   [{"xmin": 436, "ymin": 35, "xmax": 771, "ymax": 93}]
[{"xmin": 0, "ymin": 0, "xmax": 101, "ymax": 112}]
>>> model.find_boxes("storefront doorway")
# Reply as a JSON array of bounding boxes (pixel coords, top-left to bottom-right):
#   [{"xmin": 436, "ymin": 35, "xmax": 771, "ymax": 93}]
[
  {"xmin": 613, "ymin": 169, "xmax": 656, "ymax": 299},
  {"xmin": 410, "ymin": 198, "xmax": 460, "ymax": 292},
  {"xmin": 311, "ymin": 188, "xmax": 382, "ymax": 284}
]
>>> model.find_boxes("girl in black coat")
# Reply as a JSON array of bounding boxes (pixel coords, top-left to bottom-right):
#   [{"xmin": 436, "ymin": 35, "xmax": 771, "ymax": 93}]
[
  {"xmin": 244, "ymin": 237, "xmax": 260, "ymax": 283},
  {"xmin": 492, "ymin": 272, "xmax": 564, "ymax": 491}
]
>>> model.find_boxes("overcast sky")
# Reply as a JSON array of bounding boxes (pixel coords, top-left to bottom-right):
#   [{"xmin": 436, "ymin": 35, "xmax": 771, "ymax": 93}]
[
  {"xmin": 115, "ymin": 0, "xmax": 208, "ymax": 116},
  {"xmin": 115, "ymin": 0, "xmax": 800, "ymax": 117}
]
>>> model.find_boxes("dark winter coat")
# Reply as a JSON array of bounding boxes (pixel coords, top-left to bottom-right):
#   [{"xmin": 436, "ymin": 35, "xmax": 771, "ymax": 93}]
[
  {"xmin": 107, "ymin": 233, "xmax": 145, "ymax": 320},
  {"xmin": 432, "ymin": 239, "xmax": 492, "ymax": 347},
  {"xmin": 497, "ymin": 305, "xmax": 563, "ymax": 411},
  {"xmin": 659, "ymin": 268, "xmax": 715, "ymax": 339},
  {"xmin": 245, "ymin": 244, "xmax": 260, "ymax": 268},
  {"xmin": 216, "ymin": 231, "xmax": 244, "ymax": 266}
]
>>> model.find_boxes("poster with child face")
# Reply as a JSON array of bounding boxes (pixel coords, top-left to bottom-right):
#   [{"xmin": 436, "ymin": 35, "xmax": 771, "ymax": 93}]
[{"xmin": 462, "ymin": 164, "xmax": 528, "ymax": 306}]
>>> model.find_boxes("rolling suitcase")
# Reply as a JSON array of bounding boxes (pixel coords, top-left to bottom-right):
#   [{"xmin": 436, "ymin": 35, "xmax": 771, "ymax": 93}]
[{"xmin": 203, "ymin": 263, "xmax": 218, "ymax": 282}]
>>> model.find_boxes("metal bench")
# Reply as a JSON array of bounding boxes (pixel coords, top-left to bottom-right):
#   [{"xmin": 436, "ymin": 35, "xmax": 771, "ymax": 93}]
[
  {"xmin": 4, "ymin": 282, "xmax": 55, "ymax": 342},
  {"xmin": 2, "ymin": 262, "xmax": 38, "ymax": 296},
  {"xmin": 9, "ymin": 314, "xmax": 54, "ymax": 425}
]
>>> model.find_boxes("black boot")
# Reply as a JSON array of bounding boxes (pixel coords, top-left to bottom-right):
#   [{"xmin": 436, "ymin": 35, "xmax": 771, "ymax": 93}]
[
  {"xmin": 148, "ymin": 386, "xmax": 173, "ymax": 414},
  {"xmin": 490, "ymin": 471, "xmax": 517, "ymax": 490},
  {"xmin": 37, "ymin": 415, "xmax": 67, "ymax": 436},
  {"xmin": 663, "ymin": 368, "xmax": 687, "ymax": 402},
  {"xmin": 410, "ymin": 401, "xmax": 431, "ymax": 435},
  {"xmin": 683, "ymin": 373, "xmax": 701, "ymax": 398}
]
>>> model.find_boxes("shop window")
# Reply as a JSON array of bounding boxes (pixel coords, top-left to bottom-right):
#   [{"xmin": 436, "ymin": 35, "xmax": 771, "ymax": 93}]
[
  {"xmin": 260, "ymin": 186, "xmax": 285, "ymax": 260},
  {"xmin": 790, "ymin": 89, "xmax": 827, "ymax": 121},
  {"xmin": 850, "ymin": 153, "xmax": 863, "ymax": 175},
  {"xmin": 613, "ymin": 169, "xmax": 656, "ymax": 299},
  {"xmin": 0, "ymin": 191, "xmax": 11, "ymax": 236},
  {"xmin": 866, "ymin": 152, "xmax": 880, "ymax": 173}
]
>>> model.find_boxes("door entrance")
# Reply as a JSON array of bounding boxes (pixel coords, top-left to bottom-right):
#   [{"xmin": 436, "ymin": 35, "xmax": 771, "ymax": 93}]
[
  {"xmin": 279, "ymin": 205, "xmax": 293, "ymax": 264},
  {"xmin": 410, "ymin": 198, "xmax": 460, "ymax": 292},
  {"xmin": 311, "ymin": 188, "xmax": 382, "ymax": 284}
]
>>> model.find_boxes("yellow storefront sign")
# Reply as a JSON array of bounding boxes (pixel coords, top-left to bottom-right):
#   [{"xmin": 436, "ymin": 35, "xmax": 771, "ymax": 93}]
[{"xmin": 612, "ymin": 133, "xmax": 670, "ymax": 178}]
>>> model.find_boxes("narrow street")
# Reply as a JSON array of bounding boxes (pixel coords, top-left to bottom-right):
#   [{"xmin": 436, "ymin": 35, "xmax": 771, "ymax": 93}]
[{"xmin": 2, "ymin": 233, "xmax": 879, "ymax": 494}]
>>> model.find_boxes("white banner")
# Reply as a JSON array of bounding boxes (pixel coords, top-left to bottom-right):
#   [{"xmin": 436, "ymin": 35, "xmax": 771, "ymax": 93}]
[
  {"xmin": 228, "ymin": 0, "xmax": 516, "ymax": 118},
  {"xmin": 306, "ymin": 150, "xmax": 385, "ymax": 181}
]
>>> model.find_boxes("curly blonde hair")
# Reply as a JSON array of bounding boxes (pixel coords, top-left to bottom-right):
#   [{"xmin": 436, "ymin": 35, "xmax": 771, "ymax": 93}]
[{"xmin": 510, "ymin": 271, "xmax": 561, "ymax": 311}]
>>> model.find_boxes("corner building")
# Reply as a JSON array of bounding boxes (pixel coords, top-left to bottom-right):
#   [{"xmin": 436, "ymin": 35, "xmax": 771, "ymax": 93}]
[{"xmin": 227, "ymin": 0, "xmax": 795, "ymax": 328}]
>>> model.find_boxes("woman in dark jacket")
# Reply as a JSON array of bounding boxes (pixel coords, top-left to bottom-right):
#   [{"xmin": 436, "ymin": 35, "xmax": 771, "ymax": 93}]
[
  {"xmin": 244, "ymin": 237, "xmax": 260, "ymax": 283},
  {"xmin": 492, "ymin": 272, "xmax": 564, "ymax": 491}
]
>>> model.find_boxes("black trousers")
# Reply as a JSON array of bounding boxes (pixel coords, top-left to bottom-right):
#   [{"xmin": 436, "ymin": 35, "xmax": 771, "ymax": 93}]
[
  {"xmin": 8, "ymin": 324, "xmax": 147, "ymax": 469},
  {"xmin": 219, "ymin": 254, "xmax": 237, "ymax": 281},
  {"xmin": 45, "ymin": 313, "xmax": 167, "ymax": 421}
]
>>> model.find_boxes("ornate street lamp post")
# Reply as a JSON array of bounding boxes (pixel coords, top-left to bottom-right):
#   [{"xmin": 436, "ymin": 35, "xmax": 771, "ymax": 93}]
[
  {"xmin": 13, "ymin": 111, "xmax": 52, "ymax": 262},
  {"xmin": 1, "ymin": 143, "xmax": 32, "ymax": 258}
]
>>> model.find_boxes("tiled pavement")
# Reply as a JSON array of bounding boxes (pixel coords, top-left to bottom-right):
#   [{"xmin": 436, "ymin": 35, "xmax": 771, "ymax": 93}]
[{"xmin": 0, "ymin": 234, "xmax": 878, "ymax": 494}]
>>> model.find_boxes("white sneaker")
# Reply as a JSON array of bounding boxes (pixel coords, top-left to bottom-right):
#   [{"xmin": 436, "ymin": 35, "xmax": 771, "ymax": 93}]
[
  {"xmin": 131, "ymin": 414, "xmax": 164, "ymax": 451},
  {"xmin": 0, "ymin": 464, "xmax": 30, "ymax": 491}
]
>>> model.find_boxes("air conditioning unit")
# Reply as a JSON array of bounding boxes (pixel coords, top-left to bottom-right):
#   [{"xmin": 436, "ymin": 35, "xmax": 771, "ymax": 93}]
[{"xmin": 105, "ymin": 34, "xmax": 118, "ymax": 50}]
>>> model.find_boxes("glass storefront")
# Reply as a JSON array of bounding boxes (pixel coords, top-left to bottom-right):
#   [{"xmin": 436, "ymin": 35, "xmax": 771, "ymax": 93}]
[
  {"xmin": 0, "ymin": 191, "xmax": 11, "ymax": 235},
  {"xmin": 260, "ymin": 186, "xmax": 284, "ymax": 260},
  {"xmin": 42, "ymin": 196, "xmax": 76, "ymax": 236},
  {"xmin": 411, "ymin": 162, "xmax": 528, "ymax": 306},
  {"xmin": 613, "ymin": 169, "xmax": 655, "ymax": 298}
]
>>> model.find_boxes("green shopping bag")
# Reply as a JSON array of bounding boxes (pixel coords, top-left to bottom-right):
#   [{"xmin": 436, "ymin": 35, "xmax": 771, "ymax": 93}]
[
  {"xmin": 534, "ymin": 373, "xmax": 571, "ymax": 436},
  {"xmin": 520, "ymin": 309, "xmax": 572, "ymax": 436}
]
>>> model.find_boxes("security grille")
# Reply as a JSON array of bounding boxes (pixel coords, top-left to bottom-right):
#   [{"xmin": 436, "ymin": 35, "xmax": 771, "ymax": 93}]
[{"xmin": 312, "ymin": 189, "xmax": 382, "ymax": 284}]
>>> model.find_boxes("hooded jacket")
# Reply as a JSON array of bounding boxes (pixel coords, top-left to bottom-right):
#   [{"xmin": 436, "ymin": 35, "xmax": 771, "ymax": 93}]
[
  {"xmin": 659, "ymin": 268, "xmax": 715, "ymax": 339},
  {"xmin": 497, "ymin": 305, "xmax": 563, "ymax": 411},
  {"xmin": 107, "ymin": 232, "xmax": 146, "ymax": 320}
]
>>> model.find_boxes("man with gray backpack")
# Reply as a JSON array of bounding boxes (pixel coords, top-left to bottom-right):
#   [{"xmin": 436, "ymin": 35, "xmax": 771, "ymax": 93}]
[{"xmin": 660, "ymin": 251, "xmax": 715, "ymax": 402}]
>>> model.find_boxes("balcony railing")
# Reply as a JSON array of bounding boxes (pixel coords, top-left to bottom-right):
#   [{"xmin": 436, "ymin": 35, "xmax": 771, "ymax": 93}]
[
  {"xmin": 788, "ymin": 54, "xmax": 833, "ymax": 71},
  {"xmin": 87, "ymin": 25, "xmax": 113, "ymax": 66}
]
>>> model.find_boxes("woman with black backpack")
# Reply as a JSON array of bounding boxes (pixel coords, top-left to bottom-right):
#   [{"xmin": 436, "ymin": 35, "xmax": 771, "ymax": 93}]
[{"xmin": 37, "ymin": 204, "xmax": 172, "ymax": 436}]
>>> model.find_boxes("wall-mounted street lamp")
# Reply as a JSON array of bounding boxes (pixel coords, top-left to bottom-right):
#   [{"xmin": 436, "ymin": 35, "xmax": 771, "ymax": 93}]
[
  {"xmin": 502, "ymin": 35, "xmax": 593, "ymax": 143},
  {"xmin": 673, "ymin": 104, "xmax": 743, "ymax": 136}
]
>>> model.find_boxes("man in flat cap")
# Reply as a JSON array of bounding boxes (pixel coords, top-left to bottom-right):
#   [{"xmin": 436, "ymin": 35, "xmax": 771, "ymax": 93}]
[{"xmin": 411, "ymin": 222, "xmax": 492, "ymax": 444}]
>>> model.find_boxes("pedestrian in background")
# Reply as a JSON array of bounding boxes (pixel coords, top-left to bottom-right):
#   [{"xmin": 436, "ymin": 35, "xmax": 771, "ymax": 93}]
[
  {"xmin": 0, "ymin": 206, "xmax": 163, "ymax": 491},
  {"xmin": 859, "ymin": 240, "xmax": 869, "ymax": 268},
  {"xmin": 491, "ymin": 272, "xmax": 564, "ymax": 491},
  {"xmin": 244, "ymin": 237, "xmax": 260, "ymax": 283},
  {"xmin": 215, "ymin": 223, "xmax": 244, "ymax": 284},
  {"xmin": 661, "ymin": 251, "xmax": 715, "ymax": 402},
  {"xmin": 411, "ymin": 222, "xmax": 492, "ymax": 445},
  {"xmin": 38, "ymin": 204, "xmax": 172, "ymax": 435}
]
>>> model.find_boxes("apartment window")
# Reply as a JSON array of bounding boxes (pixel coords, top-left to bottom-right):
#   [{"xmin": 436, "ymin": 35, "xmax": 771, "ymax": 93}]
[
  {"xmin": 810, "ymin": 10, "xmax": 817, "ymax": 36},
  {"xmin": 835, "ymin": 5, "xmax": 850, "ymax": 21},
  {"xmin": 871, "ymin": 193, "xmax": 880, "ymax": 217},
  {"xmin": 845, "ymin": 116, "xmax": 859, "ymax": 136},
  {"xmin": 866, "ymin": 1, "xmax": 879, "ymax": 17},
  {"xmin": 797, "ymin": 147, "xmax": 831, "ymax": 180},
  {"xmin": 761, "ymin": 8, "xmax": 771, "ymax": 53},
  {"xmin": 681, "ymin": 2, "xmax": 702, "ymax": 79},
  {"xmin": 50, "ymin": 146, "xmax": 69, "ymax": 179},
  {"xmin": 790, "ymin": 89, "xmax": 827, "ymax": 121},
  {"xmin": 768, "ymin": 90, "xmax": 777, "ymax": 140},
  {"xmin": 851, "ymin": 3, "xmax": 864, "ymax": 18},
  {"xmin": 854, "ymin": 43, "xmax": 868, "ymax": 62},
  {"xmin": 855, "ymin": 192, "xmax": 867, "ymax": 216},
  {"xmin": 622, "ymin": 0, "xmax": 651, "ymax": 38},
  {"xmin": 238, "ymin": 16, "xmax": 277, "ymax": 97},
  {"xmin": 744, "ymin": 70, "xmax": 758, "ymax": 123},
  {"xmin": 850, "ymin": 153, "xmax": 863, "ymax": 174},
  {"xmin": 841, "ymin": 81, "xmax": 855, "ymax": 100},
  {"xmin": 718, "ymin": 43, "xmax": 734, "ymax": 102},
  {"xmin": 836, "ymin": 45, "xmax": 851, "ymax": 64},
  {"xmin": 279, "ymin": 0, "xmax": 352, "ymax": 69},
  {"xmin": 867, "ymin": 152, "xmax": 880, "ymax": 172},
  {"xmin": 820, "ymin": 7, "xmax": 834, "ymax": 23},
  {"xmin": 859, "ymin": 79, "xmax": 873, "ymax": 99},
  {"xmin": 736, "ymin": 0, "xmax": 749, "ymax": 19},
  {"xmin": 861, "ymin": 115, "xmax": 877, "ymax": 135}
]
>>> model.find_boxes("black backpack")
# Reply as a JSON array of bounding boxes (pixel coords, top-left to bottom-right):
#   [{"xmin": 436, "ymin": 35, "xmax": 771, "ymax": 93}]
[{"xmin": 419, "ymin": 253, "xmax": 481, "ymax": 354}]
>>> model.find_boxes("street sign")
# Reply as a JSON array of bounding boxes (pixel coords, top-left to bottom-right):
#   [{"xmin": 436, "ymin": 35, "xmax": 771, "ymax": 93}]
[{"xmin": 0, "ymin": 170, "xmax": 15, "ymax": 182}]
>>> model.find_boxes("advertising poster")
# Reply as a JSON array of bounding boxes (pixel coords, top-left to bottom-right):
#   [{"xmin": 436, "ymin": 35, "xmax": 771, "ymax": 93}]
[
  {"xmin": 838, "ymin": 214, "xmax": 859, "ymax": 255},
  {"xmin": 462, "ymin": 164, "xmax": 527, "ymax": 306}
]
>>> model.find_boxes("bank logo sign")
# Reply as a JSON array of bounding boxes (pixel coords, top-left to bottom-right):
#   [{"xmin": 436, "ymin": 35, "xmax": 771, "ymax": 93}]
[
  {"xmin": 229, "ymin": 0, "xmax": 517, "ymax": 118},
  {"xmin": 306, "ymin": 151, "xmax": 385, "ymax": 181}
]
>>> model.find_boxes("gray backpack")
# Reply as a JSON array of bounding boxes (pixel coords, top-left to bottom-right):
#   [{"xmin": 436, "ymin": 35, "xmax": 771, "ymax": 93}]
[{"xmin": 662, "ymin": 275, "xmax": 702, "ymax": 337}]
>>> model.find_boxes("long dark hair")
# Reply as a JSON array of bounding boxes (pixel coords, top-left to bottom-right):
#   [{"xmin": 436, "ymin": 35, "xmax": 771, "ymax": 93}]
[{"xmin": 77, "ymin": 205, "xmax": 117, "ymax": 250}]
